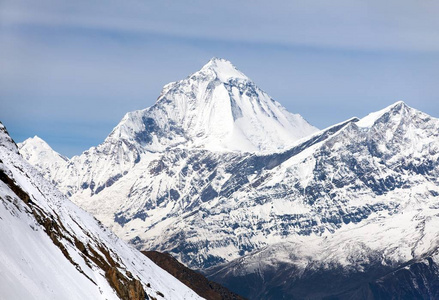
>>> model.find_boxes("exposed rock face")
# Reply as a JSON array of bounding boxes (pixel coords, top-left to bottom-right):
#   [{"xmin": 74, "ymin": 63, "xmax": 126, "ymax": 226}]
[{"xmin": 105, "ymin": 267, "xmax": 146, "ymax": 300}]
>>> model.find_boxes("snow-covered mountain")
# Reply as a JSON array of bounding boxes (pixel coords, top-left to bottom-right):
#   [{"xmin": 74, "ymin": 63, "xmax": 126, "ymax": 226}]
[
  {"xmin": 19, "ymin": 57, "xmax": 316, "ymax": 198},
  {"xmin": 19, "ymin": 58, "xmax": 439, "ymax": 298},
  {"xmin": 19, "ymin": 135, "xmax": 69, "ymax": 181},
  {"xmin": 107, "ymin": 57, "xmax": 317, "ymax": 153},
  {"xmin": 17, "ymin": 58, "xmax": 319, "ymax": 266},
  {"xmin": 0, "ymin": 122, "xmax": 203, "ymax": 300}
]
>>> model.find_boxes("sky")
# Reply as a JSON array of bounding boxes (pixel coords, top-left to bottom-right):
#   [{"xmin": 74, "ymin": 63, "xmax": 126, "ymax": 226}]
[{"xmin": 1, "ymin": 0, "xmax": 438, "ymax": 157}]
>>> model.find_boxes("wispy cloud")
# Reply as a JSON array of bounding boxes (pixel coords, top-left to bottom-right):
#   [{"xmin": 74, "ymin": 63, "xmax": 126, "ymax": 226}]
[{"xmin": 2, "ymin": 0, "xmax": 439, "ymax": 52}]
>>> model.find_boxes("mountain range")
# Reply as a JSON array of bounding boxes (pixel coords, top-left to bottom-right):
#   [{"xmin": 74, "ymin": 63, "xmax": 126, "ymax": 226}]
[{"xmin": 18, "ymin": 58, "xmax": 439, "ymax": 299}]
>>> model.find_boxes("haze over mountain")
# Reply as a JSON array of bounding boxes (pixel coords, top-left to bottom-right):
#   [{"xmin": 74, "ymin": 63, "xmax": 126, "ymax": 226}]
[{"xmin": 20, "ymin": 59, "xmax": 439, "ymax": 299}]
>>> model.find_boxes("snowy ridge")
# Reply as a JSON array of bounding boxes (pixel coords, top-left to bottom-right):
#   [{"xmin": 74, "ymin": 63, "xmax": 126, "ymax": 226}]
[
  {"xmin": 200, "ymin": 102, "xmax": 439, "ymax": 298},
  {"xmin": 0, "ymin": 123, "xmax": 203, "ymax": 300}
]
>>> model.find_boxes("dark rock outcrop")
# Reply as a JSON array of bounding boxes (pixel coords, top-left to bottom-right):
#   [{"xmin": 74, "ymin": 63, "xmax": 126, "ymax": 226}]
[{"xmin": 143, "ymin": 251, "xmax": 245, "ymax": 300}]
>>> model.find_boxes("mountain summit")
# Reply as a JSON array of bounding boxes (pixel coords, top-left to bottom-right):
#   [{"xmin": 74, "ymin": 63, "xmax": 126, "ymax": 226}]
[
  {"xmin": 108, "ymin": 58, "xmax": 318, "ymax": 153},
  {"xmin": 199, "ymin": 57, "xmax": 249, "ymax": 81}
]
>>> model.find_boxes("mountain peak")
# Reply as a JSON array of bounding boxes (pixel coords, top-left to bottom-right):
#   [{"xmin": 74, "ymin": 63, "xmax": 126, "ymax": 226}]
[
  {"xmin": 26, "ymin": 135, "xmax": 50, "ymax": 147},
  {"xmin": 19, "ymin": 135, "xmax": 68, "ymax": 167},
  {"xmin": 392, "ymin": 100, "xmax": 407, "ymax": 107},
  {"xmin": 356, "ymin": 100, "xmax": 411, "ymax": 128},
  {"xmin": 386, "ymin": 100, "xmax": 409, "ymax": 113},
  {"xmin": 202, "ymin": 57, "xmax": 234, "ymax": 70},
  {"xmin": 199, "ymin": 57, "xmax": 249, "ymax": 82},
  {"xmin": 108, "ymin": 58, "xmax": 318, "ymax": 153},
  {"xmin": 20, "ymin": 135, "xmax": 58, "ymax": 154}
]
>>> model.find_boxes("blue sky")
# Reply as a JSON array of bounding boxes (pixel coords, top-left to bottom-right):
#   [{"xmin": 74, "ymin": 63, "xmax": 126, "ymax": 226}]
[{"xmin": 1, "ymin": 0, "xmax": 438, "ymax": 157}]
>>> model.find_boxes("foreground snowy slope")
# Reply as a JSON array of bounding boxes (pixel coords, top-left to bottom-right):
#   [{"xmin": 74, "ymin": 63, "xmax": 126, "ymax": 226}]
[{"xmin": 0, "ymin": 122, "xmax": 203, "ymax": 300}]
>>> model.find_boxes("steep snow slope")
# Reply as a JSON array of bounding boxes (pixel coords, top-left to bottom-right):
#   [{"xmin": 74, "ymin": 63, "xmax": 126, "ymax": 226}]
[{"xmin": 0, "ymin": 122, "xmax": 203, "ymax": 300}]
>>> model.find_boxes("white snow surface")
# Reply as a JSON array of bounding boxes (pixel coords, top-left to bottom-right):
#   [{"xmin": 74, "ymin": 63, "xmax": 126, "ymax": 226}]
[
  {"xmin": 18, "ymin": 135, "xmax": 68, "ymax": 179},
  {"xmin": 0, "ymin": 123, "xmax": 203, "ymax": 299}
]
